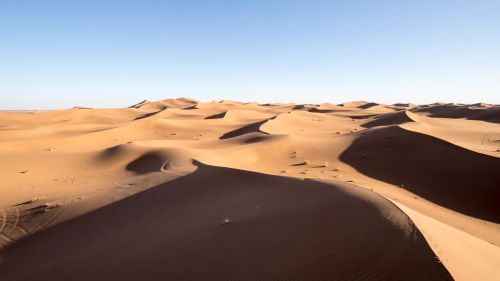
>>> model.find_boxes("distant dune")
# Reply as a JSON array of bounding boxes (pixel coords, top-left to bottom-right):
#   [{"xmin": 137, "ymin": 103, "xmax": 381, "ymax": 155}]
[{"xmin": 0, "ymin": 98, "xmax": 499, "ymax": 281}]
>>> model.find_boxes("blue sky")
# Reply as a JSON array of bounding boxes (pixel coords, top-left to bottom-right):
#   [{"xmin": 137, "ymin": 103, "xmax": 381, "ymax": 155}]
[{"xmin": 1, "ymin": 0, "xmax": 499, "ymax": 109}]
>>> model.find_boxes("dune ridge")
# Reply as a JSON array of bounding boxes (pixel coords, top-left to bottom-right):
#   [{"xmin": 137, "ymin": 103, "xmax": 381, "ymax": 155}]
[
  {"xmin": 0, "ymin": 162, "xmax": 452, "ymax": 281},
  {"xmin": 1, "ymin": 98, "xmax": 499, "ymax": 280}
]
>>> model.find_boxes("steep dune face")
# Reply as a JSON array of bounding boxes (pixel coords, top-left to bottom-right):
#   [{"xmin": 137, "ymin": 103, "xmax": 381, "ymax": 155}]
[
  {"xmin": 414, "ymin": 104, "xmax": 500, "ymax": 123},
  {"xmin": 0, "ymin": 163, "xmax": 451, "ymax": 281},
  {"xmin": 362, "ymin": 110, "xmax": 414, "ymax": 128},
  {"xmin": 401, "ymin": 111, "xmax": 500, "ymax": 157},
  {"xmin": 219, "ymin": 119, "xmax": 270, "ymax": 139},
  {"xmin": 340, "ymin": 125, "xmax": 500, "ymax": 222},
  {"xmin": 1, "ymin": 98, "xmax": 499, "ymax": 280}
]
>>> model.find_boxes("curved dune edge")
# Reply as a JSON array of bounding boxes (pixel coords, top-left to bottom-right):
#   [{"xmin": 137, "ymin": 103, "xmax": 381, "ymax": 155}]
[
  {"xmin": 0, "ymin": 163, "xmax": 452, "ymax": 281},
  {"xmin": 1, "ymin": 98, "xmax": 499, "ymax": 280},
  {"xmin": 389, "ymin": 200, "xmax": 500, "ymax": 281},
  {"xmin": 413, "ymin": 104, "xmax": 500, "ymax": 123},
  {"xmin": 339, "ymin": 124, "xmax": 500, "ymax": 223},
  {"xmin": 362, "ymin": 110, "xmax": 415, "ymax": 128},
  {"xmin": 401, "ymin": 111, "xmax": 500, "ymax": 158}
]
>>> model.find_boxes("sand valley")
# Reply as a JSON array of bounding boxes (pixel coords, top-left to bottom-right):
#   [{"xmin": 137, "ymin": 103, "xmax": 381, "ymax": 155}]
[{"xmin": 0, "ymin": 98, "xmax": 499, "ymax": 281}]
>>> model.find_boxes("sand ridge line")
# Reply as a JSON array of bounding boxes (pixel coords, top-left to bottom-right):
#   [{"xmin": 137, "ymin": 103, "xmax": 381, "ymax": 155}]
[{"xmin": 389, "ymin": 199, "xmax": 500, "ymax": 281}]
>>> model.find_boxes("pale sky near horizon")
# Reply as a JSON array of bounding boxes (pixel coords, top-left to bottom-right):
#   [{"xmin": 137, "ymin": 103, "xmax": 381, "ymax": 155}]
[{"xmin": 1, "ymin": 0, "xmax": 499, "ymax": 109}]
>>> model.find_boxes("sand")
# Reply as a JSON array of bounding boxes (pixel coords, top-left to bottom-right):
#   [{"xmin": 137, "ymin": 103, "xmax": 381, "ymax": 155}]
[{"xmin": 0, "ymin": 98, "xmax": 499, "ymax": 280}]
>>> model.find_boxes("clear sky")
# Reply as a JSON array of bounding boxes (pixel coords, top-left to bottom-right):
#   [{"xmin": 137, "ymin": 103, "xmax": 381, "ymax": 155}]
[{"xmin": 1, "ymin": 0, "xmax": 499, "ymax": 109}]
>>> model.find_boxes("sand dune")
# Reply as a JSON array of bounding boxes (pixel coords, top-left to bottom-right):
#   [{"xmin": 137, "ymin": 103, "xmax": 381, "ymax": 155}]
[
  {"xmin": 414, "ymin": 104, "xmax": 500, "ymax": 123},
  {"xmin": 394, "ymin": 201, "xmax": 500, "ymax": 281},
  {"xmin": 340, "ymin": 125, "xmax": 500, "ymax": 222},
  {"xmin": 362, "ymin": 110, "xmax": 414, "ymax": 128},
  {"xmin": 402, "ymin": 111, "xmax": 500, "ymax": 157},
  {"xmin": 0, "ymin": 163, "xmax": 451, "ymax": 281},
  {"xmin": 1, "ymin": 98, "xmax": 499, "ymax": 280}
]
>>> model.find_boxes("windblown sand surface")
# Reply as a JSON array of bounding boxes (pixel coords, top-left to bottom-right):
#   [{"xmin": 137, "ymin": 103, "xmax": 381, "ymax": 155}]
[{"xmin": 0, "ymin": 98, "xmax": 499, "ymax": 281}]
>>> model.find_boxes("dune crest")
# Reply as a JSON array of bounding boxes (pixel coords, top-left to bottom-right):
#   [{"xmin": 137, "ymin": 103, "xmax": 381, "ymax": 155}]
[
  {"xmin": 0, "ymin": 163, "xmax": 452, "ymax": 281},
  {"xmin": 1, "ymin": 98, "xmax": 499, "ymax": 280}
]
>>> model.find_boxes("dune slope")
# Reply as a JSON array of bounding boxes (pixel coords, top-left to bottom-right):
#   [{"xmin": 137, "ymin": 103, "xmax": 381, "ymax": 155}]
[
  {"xmin": 0, "ymin": 163, "xmax": 451, "ymax": 281},
  {"xmin": 340, "ymin": 125, "xmax": 500, "ymax": 222},
  {"xmin": 1, "ymin": 98, "xmax": 499, "ymax": 281}
]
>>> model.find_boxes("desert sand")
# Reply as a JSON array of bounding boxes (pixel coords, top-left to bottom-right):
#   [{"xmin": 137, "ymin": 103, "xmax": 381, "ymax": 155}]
[{"xmin": 0, "ymin": 98, "xmax": 499, "ymax": 281}]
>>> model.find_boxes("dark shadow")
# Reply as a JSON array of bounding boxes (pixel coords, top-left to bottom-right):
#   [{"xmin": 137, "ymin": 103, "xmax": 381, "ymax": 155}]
[
  {"xmin": 290, "ymin": 162, "xmax": 307, "ymax": 166},
  {"xmin": 413, "ymin": 105, "xmax": 500, "ymax": 123},
  {"xmin": 205, "ymin": 111, "xmax": 227, "ymax": 119},
  {"xmin": 133, "ymin": 109, "xmax": 163, "ymax": 120},
  {"xmin": 292, "ymin": 104, "xmax": 304, "ymax": 109},
  {"xmin": 349, "ymin": 114, "xmax": 379, "ymax": 120},
  {"xmin": 12, "ymin": 200, "xmax": 36, "ymax": 207},
  {"xmin": 340, "ymin": 125, "xmax": 500, "ymax": 222},
  {"xmin": 308, "ymin": 107, "xmax": 334, "ymax": 113},
  {"xmin": 393, "ymin": 103, "xmax": 413, "ymax": 107},
  {"xmin": 358, "ymin": 102, "xmax": 379, "ymax": 109},
  {"xmin": 362, "ymin": 111, "xmax": 413, "ymax": 128},
  {"xmin": 219, "ymin": 120, "xmax": 269, "ymax": 139},
  {"xmin": 125, "ymin": 152, "xmax": 166, "ymax": 174},
  {"xmin": 0, "ymin": 163, "xmax": 451, "ymax": 281}
]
